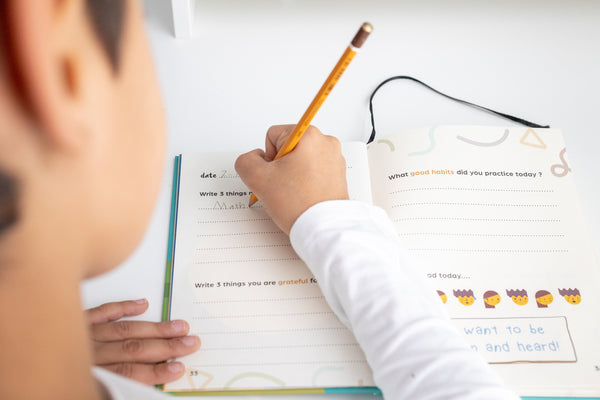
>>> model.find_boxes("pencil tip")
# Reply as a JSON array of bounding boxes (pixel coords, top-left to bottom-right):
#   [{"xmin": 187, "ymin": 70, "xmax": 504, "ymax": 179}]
[{"xmin": 248, "ymin": 197, "xmax": 257, "ymax": 207}]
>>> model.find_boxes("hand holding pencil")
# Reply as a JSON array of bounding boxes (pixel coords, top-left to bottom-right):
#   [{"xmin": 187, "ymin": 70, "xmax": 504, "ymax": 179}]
[
  {"xmin": 246, "ymin": 22, "xmax": 372, "ymax": 207},
  {"xmin": 235, "ymin": 125, "xmax": 349, "ymax": 235}
]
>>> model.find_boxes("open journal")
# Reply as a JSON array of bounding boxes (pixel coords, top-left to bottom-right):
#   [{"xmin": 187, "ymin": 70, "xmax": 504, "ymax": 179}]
[{"xmin": 163, "ymin": 125, "xmax": 600, "ymax": 397}]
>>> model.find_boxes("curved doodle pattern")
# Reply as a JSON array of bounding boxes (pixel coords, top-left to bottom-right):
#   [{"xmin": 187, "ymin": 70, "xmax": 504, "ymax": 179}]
[
  {"xmin": 408, "ymin": 126, "xmax": 438, "ymax": 156},
  {"xmin": 376, "ymin": 139, "xmax": 395, "ymax": 152},
  {"xmin": 456, "ymin": 129, "xmax": 509, "ymax": 147},
  {"xmin": 311, "ymin": 366, "xmax": 344, "ymax": 386},
  {"xmin": 224, "ymin": 372, "xmax": 285, "ymax": 388},
  {"xmin": 186, "ymin": 369, "xmax": 214, "ymax": 389},
  {"xmin": 551, "ymin": 148, "xmax": 571, "ymax": 178}
]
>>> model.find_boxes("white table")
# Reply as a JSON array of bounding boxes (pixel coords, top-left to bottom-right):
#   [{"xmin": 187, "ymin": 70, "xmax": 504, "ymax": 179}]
[{"xmin": 82, "ymin": 1, "xmax": 600, "ymax": 398}]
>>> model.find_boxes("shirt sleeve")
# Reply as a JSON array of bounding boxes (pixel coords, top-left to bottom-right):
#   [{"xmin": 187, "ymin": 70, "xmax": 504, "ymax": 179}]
[{"xmin": 290, "ymin": 200, "xmax": 519, "ymax": 400}]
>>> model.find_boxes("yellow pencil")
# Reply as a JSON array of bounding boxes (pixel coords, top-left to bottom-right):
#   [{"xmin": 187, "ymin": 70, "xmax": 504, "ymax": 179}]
[{"xmin": 249, "ymin": 22, "xmax": 373, "ymax": 207}]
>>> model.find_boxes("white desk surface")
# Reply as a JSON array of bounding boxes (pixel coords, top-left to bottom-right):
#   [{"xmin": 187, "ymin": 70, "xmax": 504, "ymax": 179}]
[{"xmin": 82, "ymin": 1, "xmax": 600, "ymax": 398}]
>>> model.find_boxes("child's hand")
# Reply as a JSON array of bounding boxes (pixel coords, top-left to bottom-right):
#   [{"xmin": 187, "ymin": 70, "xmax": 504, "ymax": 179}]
[
  {"xmin": 87, "ymin": 299, "xmax": 200, "ymax": 385},
  {"xmin": 235, "ymin": 125, "xmax": 349, "ymax": 235}
]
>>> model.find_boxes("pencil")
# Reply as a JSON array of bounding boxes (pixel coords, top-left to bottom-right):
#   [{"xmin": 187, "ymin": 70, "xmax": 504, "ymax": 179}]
[{"xmin": 249, "ymin": 22, "xmax": 373, "ymax": 207}]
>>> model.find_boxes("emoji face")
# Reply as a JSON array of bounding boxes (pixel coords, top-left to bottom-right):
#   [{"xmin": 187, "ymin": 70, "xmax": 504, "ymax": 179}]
[
  {"xmin": 484, "ymin": 295, "xmax": 501, "ymax": 307},
  {"xmin": 564, "ymin": 294, "xmax": 581, "ymax": 305},
  {"xmin": 458, "ymin": 296, "xmax": 474, "ymax": 306},
  {"xmin": 537, "ymin": 293, "xmax": 554, "ymax": 306},
  {"xmin": 511, "ymin": 295, "xmax": 528, "ymax": 305},
  {"xmin": 436, "ymin": 290, "xmax": 447, "ymax": 304}
]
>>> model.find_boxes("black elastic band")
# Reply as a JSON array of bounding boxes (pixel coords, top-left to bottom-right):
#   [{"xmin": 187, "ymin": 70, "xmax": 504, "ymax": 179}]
[{"xmin": 368, "ymin": 76, "xmax": 550, "ymax": 143}]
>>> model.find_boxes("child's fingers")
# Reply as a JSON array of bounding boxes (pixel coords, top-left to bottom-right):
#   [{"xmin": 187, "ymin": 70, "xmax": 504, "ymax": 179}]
[
  {"xmin": 91, "ymin": 319, "xmax": 190, "ymax": 342},
  {"xmin": 265, "ymin": 125, "xmax": 295, "ymax": 160},
  {"xmin": 235, "ymin": 149, "xmax": 268, "ymax": 190},
  {"xmin": 86, "ymin": 299, "xmax": 149, "ymax": 324},
  {"xmin": 93, "ymin": 336, "xmax": 201, "ymax": 365},
  {"xmin": 99, "ymin": 361, "xmax": 186, "ymax": 386}
]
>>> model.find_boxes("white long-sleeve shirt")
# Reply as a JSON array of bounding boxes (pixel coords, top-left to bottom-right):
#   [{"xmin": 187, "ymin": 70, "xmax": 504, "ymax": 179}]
[
  {"xmin": 95, "ymin": 200, "xmax": 519, "ymax": 399},
  {"xmin": 290, "ymin": 201, "xmax": 519, "ymax": 400}
]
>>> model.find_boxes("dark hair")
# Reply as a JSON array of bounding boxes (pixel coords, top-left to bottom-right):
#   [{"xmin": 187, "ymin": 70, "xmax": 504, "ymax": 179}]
[
  {"xmin": 535, "ymin": 290, "xmax": 552, "ymax": 308},
  {"xmin": 506, "ymin": 289, "xmax": 527, "ymax": 298},
  {"xmin": 0, "ymin": 173, "xmax": 18, "ymax": 235},
  {"xmin": 453, "ymin": 289, "xmax": 474, "ymax": 298},
  {"xmin": 535, "ymin": 290, "xmax": 551, "ymax": 299},
  {"xmin": 85, "ymin": 0, "xmax": 127, "ymax": 72},
  {"xmin": 483, "ymin": 290, "xmax": 499, "ymax": 308},
  {"xmin": 558, "ymin": 288, "xmax": 580, "ymax": 297},
  {"xmin": 0, "ymin": 1, "xmax": 127, "ymax": 237}
]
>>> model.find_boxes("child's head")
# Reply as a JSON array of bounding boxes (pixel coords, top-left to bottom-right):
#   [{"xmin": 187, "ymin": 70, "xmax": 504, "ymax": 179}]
[{"xmin": 0, "ymin": 0, "xmax": 165, "ymax": 277}]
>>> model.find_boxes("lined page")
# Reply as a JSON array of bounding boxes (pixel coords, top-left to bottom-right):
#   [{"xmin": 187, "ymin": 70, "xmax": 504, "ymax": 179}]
[
  {"xmin": 367, "ymin": 126, "xmax": 600, "ymax": 396},
  {"xmin": 165, "ymin": 146, "xmax": 373, "ymax": 392}
]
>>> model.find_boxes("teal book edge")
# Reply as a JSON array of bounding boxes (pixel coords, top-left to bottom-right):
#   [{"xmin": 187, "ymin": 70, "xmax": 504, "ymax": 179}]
[
  {"xmin": 160, "ymin": 156, "xmax": 596, "ymax": 399},
  {"xmin": 162, "ymin": 155, "xmax": 182, "ymax": 324}
]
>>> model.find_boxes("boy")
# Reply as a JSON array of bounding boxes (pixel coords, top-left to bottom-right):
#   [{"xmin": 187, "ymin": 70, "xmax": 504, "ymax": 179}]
[{"xmin": 0, "ymin": 0, "xmax": 517, "ymax": 398}]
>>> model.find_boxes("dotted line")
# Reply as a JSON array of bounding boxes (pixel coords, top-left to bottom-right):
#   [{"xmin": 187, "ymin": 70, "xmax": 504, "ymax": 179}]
[
  {"xmin": 195, "ymin": 327, "xmax": 347, "ymax": 335},
  {"xmin": 195, "ymin": 244, "xmax": 291, "ymax": 251},
  {"xmin": 397, "ymin": 233, "xmax": 565, "ymax": 238},
  {"xmin": 192, "ymin": 311, "xmax": 334, "ymax": 319},
  {"xmin": 408, "ymin": 248, "xmax": 568, "ymax": 253},
  {"xmin": 388, "ymin": 187, "xmax": 554, "ymax": 194},
  {"xmin": 192, "ymin": 296, "xmax": 324, "ymax": 304},
  {"xmin": 192, "ymin": 360, "xmax": 367, "ymax": 367},
  {"xmin": 197, "ymin": 218, "xmax": 271, "ymax": 223},
  {"xmin": 194, "ymin": 257, "xmax": 299, "ymax": 264},
  {"xmin": 196, "ymin": 231, "xmax": 283, "ymax": 237},
  {"xmin": 392, "ymin": 202, "xmax": 557, "ymax": 208},
  {"xmin": 394, "ymin": 217, "xmax": 560, "ymax": 222},
  {"xmin": 197, "ymin": 205, "xmax": 264, "ymax": 210},
  {"xmin": 201, "ymin": 343, "xmax": 359, "ymax": 351}
]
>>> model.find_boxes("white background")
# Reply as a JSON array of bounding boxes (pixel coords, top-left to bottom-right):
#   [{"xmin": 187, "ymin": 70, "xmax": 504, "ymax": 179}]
[{"xmin": 82, "ymin": 1, "xmax": 600, "ymax": 398}]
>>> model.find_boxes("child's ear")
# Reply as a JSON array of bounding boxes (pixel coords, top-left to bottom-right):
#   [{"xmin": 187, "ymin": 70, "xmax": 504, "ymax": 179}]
[{"xmin": 5, "ymin": 0, "xmax": 102, "ymax": 151}]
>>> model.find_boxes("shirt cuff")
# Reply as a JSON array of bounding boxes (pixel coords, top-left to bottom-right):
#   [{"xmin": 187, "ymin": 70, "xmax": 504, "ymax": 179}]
[{"xmin": 290, "ymin": 200, "xmax": 396, "ymax": 251}]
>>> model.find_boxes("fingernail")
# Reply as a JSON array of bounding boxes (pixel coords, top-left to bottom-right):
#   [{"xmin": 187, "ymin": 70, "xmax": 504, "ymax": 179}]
[
  {"xmin": 182, "ymin": 336, "xmax": 198, "ymax": 346},
  {"xmin": 135, "ymin": 298, "xmax": 147, "ymax": 304},
  {"xmin": 171, "ymin": 320, "xmax": 188, "ymax": 333},
  {"xmin": 167, "ymin": 362, "xmax": 184, "ymax": 373}
]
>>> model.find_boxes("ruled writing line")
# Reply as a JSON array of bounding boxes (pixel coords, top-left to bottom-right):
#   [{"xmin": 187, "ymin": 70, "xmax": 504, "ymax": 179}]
[
  {"xmin": 388, "ymin": 187, "xmax": 554, "ymax": 194},
  {"xmin": 392, "ymin": 202, "xmax": 557, "ymax": 208},
  {"xmin": 192, "ymin": 311, "xmax": 334, "ymax": 319},
  {"xmin": 192, "ymin": 296, "xmax": 325, "ymax": 304}
]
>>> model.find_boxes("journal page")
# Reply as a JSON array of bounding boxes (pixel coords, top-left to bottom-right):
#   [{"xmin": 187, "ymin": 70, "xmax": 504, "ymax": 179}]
[
  {"xmin": 165, "ymin": 144, "xmax": 373, "ymax": 393},
  {"xmin": 366, "ymin": 126, "xmax": 600, "ymax": 397}
]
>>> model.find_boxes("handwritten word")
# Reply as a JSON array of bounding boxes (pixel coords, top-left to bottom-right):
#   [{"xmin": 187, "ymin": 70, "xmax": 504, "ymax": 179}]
[
  {"xmin": 213, "ymin": 200, "xmax": 246, "ymax": 209},
  {"xmin": 220, "ymin": 170, "xmax": 239, "ymax": 178}
]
